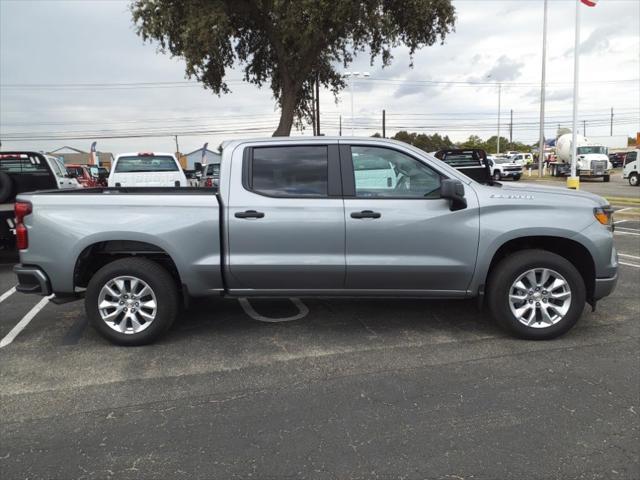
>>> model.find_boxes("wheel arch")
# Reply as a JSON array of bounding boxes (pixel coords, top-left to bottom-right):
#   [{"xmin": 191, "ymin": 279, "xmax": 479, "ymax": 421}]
[
  {"xmin": 74, "ymin": 240, "xmax": 183, "ymax": 294},
  {"xmin": 481, "ymin": 235, "xmax": 595, "ymax": 302}
]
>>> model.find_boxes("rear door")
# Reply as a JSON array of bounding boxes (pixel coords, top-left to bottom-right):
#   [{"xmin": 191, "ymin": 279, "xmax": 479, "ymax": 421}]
[
  {"xmin": 341, "ymin": 142, "xmax": 480, "ymax": 293},
  {"xmin": 226, "ymin": 143, "xmax": 345, "ymax": 291}
]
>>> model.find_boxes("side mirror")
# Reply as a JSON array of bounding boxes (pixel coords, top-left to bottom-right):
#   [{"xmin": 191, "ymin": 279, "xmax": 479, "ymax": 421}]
[{"xmin": 441, "ymin": 179, "xmax": 467, "ymax": 211}]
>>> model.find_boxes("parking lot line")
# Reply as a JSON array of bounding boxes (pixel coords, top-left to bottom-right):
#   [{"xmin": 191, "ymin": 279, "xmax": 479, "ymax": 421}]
[
  {"xmin": 0, "ymin": 294, "xmax": 53, "ymax": 348},
  {"xmin": 619, "ymin": 253, "xmax": 640, "ymax": 260},
  {"xmin": 619, "ymin": 261, "xmax": 640, "ymax": 269},
  {"xmin": 0, "ymin": 286, "xmax": 16, "ymax": 304},
  {"xmin": 615, "ymin": 231, "xmax": 640, "ymax": 237}
]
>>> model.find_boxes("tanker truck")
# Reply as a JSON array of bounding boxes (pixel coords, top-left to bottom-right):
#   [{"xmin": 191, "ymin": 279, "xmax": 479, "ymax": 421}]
[{"xmin": 549, "ymin": 133, "xmax": 612, "ymax": 181}]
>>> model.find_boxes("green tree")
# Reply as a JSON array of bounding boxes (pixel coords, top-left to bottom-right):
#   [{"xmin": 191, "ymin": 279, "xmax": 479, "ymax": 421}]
[
  {"xmin": 131, "ymin": 0, "xmax": 456, "ymax": 136},
  {"xmin": 392, "ymin": 131, "xmax": 454, "ymax": 152}
]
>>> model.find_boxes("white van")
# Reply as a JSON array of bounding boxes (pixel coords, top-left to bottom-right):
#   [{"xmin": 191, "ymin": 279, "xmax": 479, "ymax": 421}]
[{"xmin": 108, "ymin": 152, "xmax": 187, "ymax": 187}]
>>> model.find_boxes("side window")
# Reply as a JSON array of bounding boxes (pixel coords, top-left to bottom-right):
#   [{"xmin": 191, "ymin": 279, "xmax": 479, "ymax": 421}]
[
  {"xmin": 627, "ymin": 152, "xmax": 637, "ymax": 162},
  {"xmin": 48, "ymin": 158, "xmax": 64, "ymax": 177},
  {"xmin": 351, "ymin": 146, "xmax": 441, "ymax": 199},
  {"xmin": 249, "ymin": 146, "xmax": 328, "ymax": 198},
  {"xmin": 206, "ymin": 164, "xmax": 215, "ymax": 175}
]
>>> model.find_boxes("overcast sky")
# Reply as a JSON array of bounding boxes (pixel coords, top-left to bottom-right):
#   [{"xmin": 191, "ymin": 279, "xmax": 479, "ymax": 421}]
[{"xmin": 1, "ymin": 0, "xmax": 638, "ymax": 155}]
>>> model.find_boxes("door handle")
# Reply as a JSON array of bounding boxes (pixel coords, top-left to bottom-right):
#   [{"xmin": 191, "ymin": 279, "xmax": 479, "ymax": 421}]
[
  {"xmin": 350, "ymin": 210, "xmax": 381, "ymax": 219},
  {"xmin": 235, "ymin": 210, "xmax": 265, "ymax": 219}
]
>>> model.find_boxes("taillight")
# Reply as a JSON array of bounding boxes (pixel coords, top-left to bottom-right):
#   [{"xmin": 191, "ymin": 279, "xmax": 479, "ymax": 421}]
[
  {"xmin": 14, "ymin": 202, "xmax": 32, "ymax": 250},
  {"xmin": 205, "ymin": 178, "xmax": 213, "ymax": 188}
]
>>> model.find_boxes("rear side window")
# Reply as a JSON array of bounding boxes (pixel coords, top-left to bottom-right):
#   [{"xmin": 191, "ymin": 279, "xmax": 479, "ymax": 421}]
[
  {"xmin": 0, "ymin": 155, "xmax": 49, "ymax": 173},
  {"xmin": 115, "ymin": 156, "xmax": 179, "ymax": 173},
  {"xmin": 440, "ymin": 152, "xmax": 482, "ymax": 168},
  {"xmin": 249, "ymin": 146, "xmax": 328, "ymax": 197}
]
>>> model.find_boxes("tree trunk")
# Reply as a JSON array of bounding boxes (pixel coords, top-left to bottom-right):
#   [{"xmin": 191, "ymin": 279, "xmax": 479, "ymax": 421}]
[{"xmin": 273, "ymin": 83, "xmax": 297, "ymax": 136}]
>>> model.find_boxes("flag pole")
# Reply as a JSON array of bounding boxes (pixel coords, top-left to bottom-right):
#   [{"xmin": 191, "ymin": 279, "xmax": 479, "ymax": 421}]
[
  {"xmin": 537, "ymin": 0, "xmax": 548, "ymax": 177},
  {"xmin": 568, "ymin": 0, "xmax": 581, "ymax": 189}
]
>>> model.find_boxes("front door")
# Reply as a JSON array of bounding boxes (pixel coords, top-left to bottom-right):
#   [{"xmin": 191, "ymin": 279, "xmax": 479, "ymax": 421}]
[
  {"xmin": 227, "ymin": 143, "xmax": 345, "ymax": 291},
  {"xmin": 341, "ymin": 143, "xmax": 480, "ymax": 294}
]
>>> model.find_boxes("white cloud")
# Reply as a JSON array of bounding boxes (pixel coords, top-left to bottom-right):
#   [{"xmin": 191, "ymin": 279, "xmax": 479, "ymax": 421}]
[{"xmin": 1, "ymin": 0, "xmax": 638, "ymax": 152}]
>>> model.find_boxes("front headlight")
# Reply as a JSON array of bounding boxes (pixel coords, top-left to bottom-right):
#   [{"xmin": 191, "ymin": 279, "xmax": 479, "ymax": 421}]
[{"xmin": 594, "ymin": 206, "xmax": 614, "ymax": 231}]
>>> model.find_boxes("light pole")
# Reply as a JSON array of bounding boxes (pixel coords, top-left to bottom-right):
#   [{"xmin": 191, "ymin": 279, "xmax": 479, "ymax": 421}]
[{"xmin": 344, "ymin": 71, "xmax": 370, "ymax": 136}]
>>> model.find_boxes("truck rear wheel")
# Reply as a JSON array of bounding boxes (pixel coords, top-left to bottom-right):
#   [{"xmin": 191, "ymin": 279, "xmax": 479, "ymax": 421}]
[
  {"xmin": 85, "ymin": 257, "xmax": 179, "ymax": 345},
  {"xmin": 487, "ymin": 249, "xmax": 585, "ymax": 340}
]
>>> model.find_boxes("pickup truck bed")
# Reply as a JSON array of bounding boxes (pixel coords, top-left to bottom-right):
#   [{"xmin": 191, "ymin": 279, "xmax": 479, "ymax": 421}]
[{"xmin": 18, "ymin": 188, "xmax": 223, "ymax": 297}]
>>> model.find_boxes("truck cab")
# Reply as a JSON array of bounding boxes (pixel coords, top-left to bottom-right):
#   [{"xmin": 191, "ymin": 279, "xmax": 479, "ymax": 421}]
[{"xmin": 622, "ymin": 149, "xmax": 639, "ymax": 186}]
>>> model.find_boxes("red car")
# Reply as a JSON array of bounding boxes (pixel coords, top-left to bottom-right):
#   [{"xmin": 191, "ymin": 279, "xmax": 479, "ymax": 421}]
[{"xmin": 66, "ymin": 164, "xmax": 108, "ymax": 187}]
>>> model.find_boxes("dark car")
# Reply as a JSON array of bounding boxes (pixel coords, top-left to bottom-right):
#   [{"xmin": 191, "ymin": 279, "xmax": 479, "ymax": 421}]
[
  {"xmin": 608, "ymin": 153, "xmax": 626, "ymax": 168},
  {"xmin": 0, "ymin": 152, "xmax": 59, "ymax": 250},
  {"xmin": 434, "ymin": 149, "xmax": 492, "ymax": 184}
]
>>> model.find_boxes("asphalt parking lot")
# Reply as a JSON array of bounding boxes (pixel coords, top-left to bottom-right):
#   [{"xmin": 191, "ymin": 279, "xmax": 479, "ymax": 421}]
[{"xmin": 1, "ymin": 217, "xmax": 639, "ymax": 479}]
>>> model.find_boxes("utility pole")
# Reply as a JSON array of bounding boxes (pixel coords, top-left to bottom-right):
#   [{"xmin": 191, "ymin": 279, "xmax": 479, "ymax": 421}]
[
  {"xmin": 583, "ymin": 119, "xmax": 586, "ymax": 136},
  {"xmin": 344, "ymin": 71, "xmax": 370, "ymax": 136},
  {"xmin": 315, "ymin": 72, "xmax": 321, "ymax": 136},
  {"xmin": 382, "ymin": 109, "xmax": 386, "ymax": 138},
  {"xmin": 610, "ymin": 107, "xmax": 613, "ymax": 136},
  {"xmin": 509, "ymin": 109, "xmax": 513, "ymax": 144},
  {"xmin": 174, "ymin": 135, "xmax": 179, "ymax": 154},
  {"xmin": 538, "ymin": 0, "xmax": 548, "ymax": 177},
  {"xmin": 339, "ymin": 115, "xmax": 342, "ymax": 136}
]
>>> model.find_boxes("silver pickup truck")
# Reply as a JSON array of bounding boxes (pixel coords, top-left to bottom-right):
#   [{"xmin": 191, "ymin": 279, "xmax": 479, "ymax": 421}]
[{"xmin": 13, "ymin": 137, "xmax": 618, "ymax": 345}]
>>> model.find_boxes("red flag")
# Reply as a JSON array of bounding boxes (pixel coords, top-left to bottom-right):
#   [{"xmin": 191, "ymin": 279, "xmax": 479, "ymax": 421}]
[{"xmin": 580, "ymin": 0, "xmax": 598, "ymax": 6}]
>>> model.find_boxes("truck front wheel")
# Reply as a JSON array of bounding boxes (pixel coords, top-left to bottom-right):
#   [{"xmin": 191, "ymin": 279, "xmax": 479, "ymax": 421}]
[
  {"xmin": 487, "ymin": 249, "xmax": 586, "ymax": 340},
  {"xmin": 85, "ymin": 257, "xmax": 179, "ymax": 345},
  {"xmin": 629, "ymin": 173, "xmax": 639, "ymax": 186},
  {"xmin": 493, "ymin": 170, "xmax": 501, "ymax": 181}
]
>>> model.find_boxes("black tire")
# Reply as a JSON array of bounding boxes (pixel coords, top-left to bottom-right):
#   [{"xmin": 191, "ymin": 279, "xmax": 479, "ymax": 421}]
[
  {"xmin": 493, "ymin": 170, "xmax": 501, "ymax": 181},
  {"xmin": 603, "ymin": 175, "xmax": 610, "ymax": 183},
  {"xmin": 85, "ymin": 257, "xmax": 179, "ymax": 346},
  {"xmin": 0, "ymin": 172, "xmax": 13, "ymax": 203},
  {"xmin": 629, "ymin": 173, "xmax": 639, "ymax": 187},
  {"xmin": 487, "ymin": 249, "xmax": 586, "ymax": 340},
  {"xmin": 513, "ymin": 175, "xmax": 521, "ymax": 181}
]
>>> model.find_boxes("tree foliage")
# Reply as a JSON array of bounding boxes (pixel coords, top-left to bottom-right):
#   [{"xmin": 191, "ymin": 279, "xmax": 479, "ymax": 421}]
[
  {"xmin": 392, "ymin": 131, "xmax": 454, "ymax": 152},
  {"xmin": 131, "ymin": 0, "xmax": 456, "ymax": 136},
  {"xmin": 392, "ymin": 131, "xmax": 533, "ymax": 154}
]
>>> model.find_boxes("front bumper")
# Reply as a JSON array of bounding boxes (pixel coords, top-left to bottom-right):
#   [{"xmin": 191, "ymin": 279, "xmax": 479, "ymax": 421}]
[
  {"xmin": 13, "ymin": 264, "xmax": 51, "ymax": 295},
  {"xmin": 594, "ymin": 273, "xmax": 618, "ymax": 301}
]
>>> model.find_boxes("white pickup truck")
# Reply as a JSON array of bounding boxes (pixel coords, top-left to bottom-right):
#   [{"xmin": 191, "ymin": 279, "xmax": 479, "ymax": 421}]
[{"xmin": 108, "ymin": 152, "xmax": 188, "ymax": 187}]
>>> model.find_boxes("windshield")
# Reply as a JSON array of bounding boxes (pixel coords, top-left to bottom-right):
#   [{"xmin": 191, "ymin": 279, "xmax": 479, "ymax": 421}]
[
  {"xmin": 115, "ymin": 155, "xmax": 179, "ymax": 173},
  {"xmin": 577, "ymin": 146, "xmax": 607, "ymax": 155}
]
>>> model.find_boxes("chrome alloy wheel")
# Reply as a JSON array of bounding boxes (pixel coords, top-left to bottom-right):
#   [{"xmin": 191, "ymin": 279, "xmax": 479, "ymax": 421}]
[
  {"xmin": 508, "ymin": 268, "xmax": 572, "ymax": 328},
  {"xmin": 97, "ymin": 276, "xmax": 157, "ymax": 334}
]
